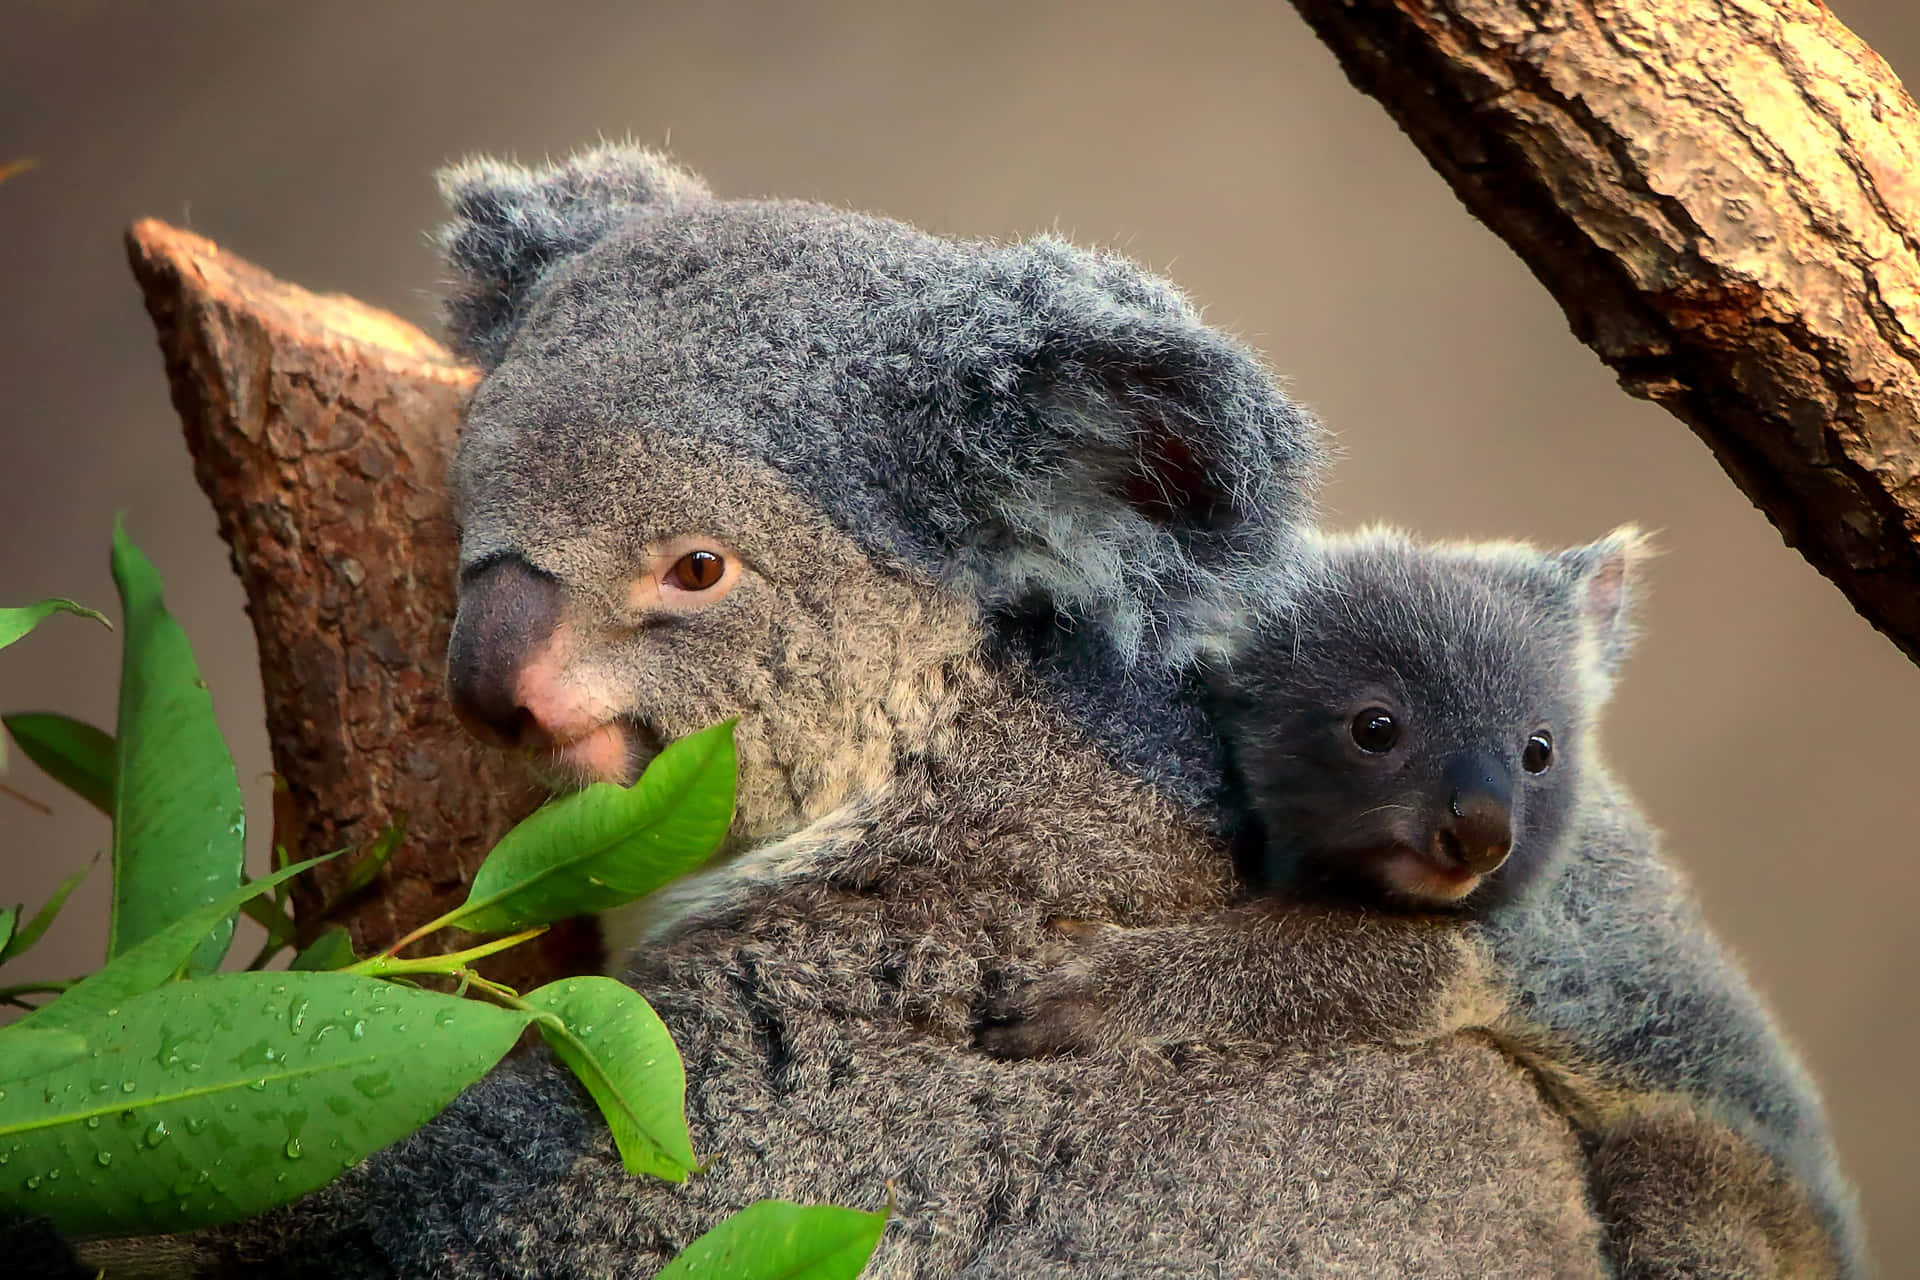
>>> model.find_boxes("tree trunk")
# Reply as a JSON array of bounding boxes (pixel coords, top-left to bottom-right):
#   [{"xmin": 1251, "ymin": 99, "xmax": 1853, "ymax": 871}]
[
  {"xmin": 125, "ymin": 220, "xmax": 598, "ymax": 986},
  {"xmin": 1289, "ymin": 0, "xmax": 1920, "ymax": 664}
]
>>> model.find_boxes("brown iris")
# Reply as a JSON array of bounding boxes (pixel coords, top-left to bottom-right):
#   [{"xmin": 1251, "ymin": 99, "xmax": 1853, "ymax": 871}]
[{"xmin": 669, "ymin": 550, "xmax": 726, "ymax": 591}]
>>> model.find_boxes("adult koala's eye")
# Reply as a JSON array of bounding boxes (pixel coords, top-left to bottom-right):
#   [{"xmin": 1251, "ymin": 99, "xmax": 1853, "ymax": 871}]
[
  {"xmin": 638, "ymin": 537, "xmax": 742, "ymax": 614},
  {"xmin": 669, "ymin": 550, "xmax": 726, "ymax": 591},
  {"xmin": 1349, "ymin": 709, "xmax": 1400, "ymax": 754},
  {"xmin": 1523, "ymin": 731, "xmax": 1555, "ymax": 773}
]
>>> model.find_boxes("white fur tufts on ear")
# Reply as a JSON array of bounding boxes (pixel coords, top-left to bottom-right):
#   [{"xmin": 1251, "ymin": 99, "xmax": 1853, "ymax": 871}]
[{"xmin": 1556, "ymin": 525, "xmax": 1656, "ymax": 678}]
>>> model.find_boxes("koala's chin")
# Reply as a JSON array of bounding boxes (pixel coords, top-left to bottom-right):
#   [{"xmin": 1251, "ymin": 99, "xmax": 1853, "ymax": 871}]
[{"xmin": 524, "ymin": 718, "xmax": 657, "ymax": 792}]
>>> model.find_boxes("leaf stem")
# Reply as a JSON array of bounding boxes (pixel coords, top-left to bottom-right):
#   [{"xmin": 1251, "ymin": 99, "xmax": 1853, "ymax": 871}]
[
  {"xmin": 0, "ymin": 978, "xmax": 75, "ymax": 1001},
  {"xmin": 378, "ymin": 903, "xmax": 473, "ymax": 958},
  {"xmin": 346, "ymin": 926, "xmax": 547, "ymax": 979},
  {"xmin": 461, "ymin": 972, "xmax": 531, "ymax": 1008}
]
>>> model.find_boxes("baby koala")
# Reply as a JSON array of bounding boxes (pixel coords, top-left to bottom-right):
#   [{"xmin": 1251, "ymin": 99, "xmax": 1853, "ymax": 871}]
[
  {"xmin": 1214, "ymin": 526, "xmax": 1613, "ymax": 918},
  {"xmin": 983, "ymin": 525, "xmax": 1862, "ymax": 1277},
  {"xmin": 982, "ymin": 526, "xmax": 1636, "ymax": 1062}
]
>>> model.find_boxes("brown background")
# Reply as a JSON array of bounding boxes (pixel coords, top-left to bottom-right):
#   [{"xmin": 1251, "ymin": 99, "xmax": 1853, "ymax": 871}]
[{"xmin": 2, "ymin": 1, "xmax": 1914, "ymax": 1269}]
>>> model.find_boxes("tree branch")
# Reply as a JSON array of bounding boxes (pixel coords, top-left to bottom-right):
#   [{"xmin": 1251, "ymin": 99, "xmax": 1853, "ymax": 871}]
[
  {"xmin": 125, "ymin": 220, "xmax": 598, "ymax": 987},
  {"xmin": 1290, "ymin": 0, "xmax": 1920, "ymax": 662}
]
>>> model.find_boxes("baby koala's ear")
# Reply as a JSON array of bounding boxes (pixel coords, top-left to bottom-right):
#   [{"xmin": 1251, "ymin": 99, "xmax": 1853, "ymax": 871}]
[
  {"xmin": 1554, "ymin": 525, "xmax": 1655, "ymax": 679},
  {"xmin": 435, "ymin": 142, "xmax": 710, "ymax": 368}
]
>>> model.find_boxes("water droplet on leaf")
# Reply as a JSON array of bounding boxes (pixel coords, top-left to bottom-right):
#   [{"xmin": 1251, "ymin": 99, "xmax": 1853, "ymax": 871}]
[{"xmin": 351, "ymin": 1073, "xmax": 394, "ymax": 1100}]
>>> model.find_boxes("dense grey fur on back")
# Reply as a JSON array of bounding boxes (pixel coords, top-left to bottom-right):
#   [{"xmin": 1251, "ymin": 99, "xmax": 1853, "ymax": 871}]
[
  {"xmin": 990, "ymin": 526, "xmax": 1866, "ymax": 1277},
  {"xmin": 124, "ymin": 144, "xmax": 1646, "ymax": 1277}
]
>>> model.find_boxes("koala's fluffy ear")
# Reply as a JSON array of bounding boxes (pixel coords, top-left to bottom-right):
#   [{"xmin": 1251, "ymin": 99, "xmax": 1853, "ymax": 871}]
[
  {"xmin": 938, "ymin": 239, "xmax": 1326, "ymax": 664},
  {"xmin": 1555, "ymin": 525, "xmax": 1655, "ymax": 678},
  {"xmin": 435, "ymin": 143, "xmax": 710, "ymax": 367}
]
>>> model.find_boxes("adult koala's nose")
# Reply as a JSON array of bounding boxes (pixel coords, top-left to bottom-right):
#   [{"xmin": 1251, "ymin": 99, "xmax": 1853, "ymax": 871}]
[
  {"xmin": 446, "ymin": 555, "xmax": 563, "ymax": 748},
  {"xmin": 1433, "ymin": 752, "xmax": 1514, "ymax": 876}
]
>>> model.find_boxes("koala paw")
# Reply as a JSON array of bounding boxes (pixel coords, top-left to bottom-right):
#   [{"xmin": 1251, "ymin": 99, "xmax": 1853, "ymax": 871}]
[{"xmin": 977, "ymin": 918, "xmax": 1122, "ymax": 1060}]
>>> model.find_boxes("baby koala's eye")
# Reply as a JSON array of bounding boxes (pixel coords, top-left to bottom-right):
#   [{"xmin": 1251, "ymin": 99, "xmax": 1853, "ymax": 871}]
[
  {"xmin": 1523, "ymin": 730, "xmax": 1555, "ymax": 774},
  {"xmin": 668, "ymin": 550, "xmax": 726, "ymax": 592},
  {"xmin": 1349, "ymin": 708, "xmax": 1400, "ymax": 754}
]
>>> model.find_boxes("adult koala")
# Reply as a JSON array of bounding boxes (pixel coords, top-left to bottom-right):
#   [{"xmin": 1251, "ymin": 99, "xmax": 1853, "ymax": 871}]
[{"xmin": 187, "ymin": 145, "xmax": 1610, "ymax": 1276}]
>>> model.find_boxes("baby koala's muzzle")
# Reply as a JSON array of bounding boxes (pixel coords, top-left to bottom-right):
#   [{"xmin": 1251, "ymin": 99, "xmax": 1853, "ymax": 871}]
[{"xmin": 1432, "ymin": 752, "xmax": 1514, "ymax": 875}]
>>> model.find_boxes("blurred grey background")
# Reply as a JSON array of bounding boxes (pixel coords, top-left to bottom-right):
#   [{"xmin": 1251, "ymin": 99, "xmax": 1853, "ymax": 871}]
[{"xmin": 2, "ymin": 0, "xmax": 1914, "ymax": 1268}]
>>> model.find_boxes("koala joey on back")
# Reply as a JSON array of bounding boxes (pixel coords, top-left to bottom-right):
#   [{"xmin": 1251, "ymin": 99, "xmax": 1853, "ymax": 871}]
[{"xmin": 985, "ymin": 526, "xmax": 1867, "ymax": 1278}]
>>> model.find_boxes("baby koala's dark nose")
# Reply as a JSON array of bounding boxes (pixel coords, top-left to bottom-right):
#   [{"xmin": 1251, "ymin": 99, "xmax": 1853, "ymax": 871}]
[
  {"xmin": 447, "ymin": 555, "xmax": 562, "ymax": 748},
  {"xmin": 1434, "ymin": 752, "xmax": 1514, "ymax": 875}
]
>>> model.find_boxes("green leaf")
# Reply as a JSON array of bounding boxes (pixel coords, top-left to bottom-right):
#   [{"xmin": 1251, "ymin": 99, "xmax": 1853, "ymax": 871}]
[
  {"xmin": 523, "ymin": 977, "xmax": 695, "ymax": 1181},
  {"xmin": 4, "ymin": 714, "xmax": 115, "ymax": 815},
  {"xmin": 0, "ymin": 970, "xmax": 530, "ymax": 1236},
  {"xmin": 0, "ymin": 598, "xmax": 109, "ymax": 652},
  {"xmin": 0, "ymin": 908, "xmax": 15, "ymax": 957},
  {"xmin": 318, "ymin": 818, "xmax": 405, "ymax": 918},
  {"xmin": 0, "ymin": 860, "xmax": 94, "ymax": 964},
  {"xmin": 238, "ymin": 893, "xmax": 299, "ymax": 948},
  {"xmin": 109, "ymin": 520, "xmax": 246, "ymax": 973},
  {"xmin": 11, "ymin": 856, "xmax": 333, "ymax": 1036},
  {"xmin": 289, "ymin": 927, "xmax": 357, "ymax": 972},
  {"xmin": 658, "ymin": 1201, "xmax": 889, "ymax": 1280},
  {"xmin": 454, "ymin": 721, "xmax": 736, "ymax": 935},
  {"xmin": 0, "ymin": 1027, "xmax": 87, "ymax": 1079}
]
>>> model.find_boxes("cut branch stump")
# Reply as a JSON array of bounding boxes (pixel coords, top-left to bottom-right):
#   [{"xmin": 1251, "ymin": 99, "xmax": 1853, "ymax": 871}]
[{"xmin": 125, "ymin": 219, "xmax": 598, "ymax": 987}]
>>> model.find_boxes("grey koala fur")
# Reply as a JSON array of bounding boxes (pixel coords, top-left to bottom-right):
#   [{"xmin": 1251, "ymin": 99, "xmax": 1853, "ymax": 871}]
[
  {"xmin": 987, "ymin": 525, "xmax": 1865, "ymax": 1278},
  {"xmin": 146, "ymin": 144, "xmax": 1677, "ymax": 1277}
]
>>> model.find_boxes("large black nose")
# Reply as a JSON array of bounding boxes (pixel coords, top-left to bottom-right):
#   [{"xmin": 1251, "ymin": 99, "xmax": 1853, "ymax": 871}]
[
  {"xmin": 446, "ymin": 555, "xmax": 562, "ymax": 747},
  {"xmin": 1433, "ymin": 751, "xmax": 1514, "ymax": 875}
]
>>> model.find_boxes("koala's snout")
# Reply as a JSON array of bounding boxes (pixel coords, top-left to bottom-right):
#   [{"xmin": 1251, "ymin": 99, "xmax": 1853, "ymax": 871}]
[
  {"xmin": 1433, "ymin": 752, "xmax": 1513, "ymax": 876},
  {"xmin": 447, "ymin": 555, "xmax": 563, "ymax": 747}
]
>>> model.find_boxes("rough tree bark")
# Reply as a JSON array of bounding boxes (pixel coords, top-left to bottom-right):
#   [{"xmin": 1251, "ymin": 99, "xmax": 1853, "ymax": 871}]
[
  {"xmin": 1289, "ymin": 0, "xmax": 1920, "ymax": 663},
  {"xmin": 125, "ymin": 220, "xmax": 597, "ymax": 983}
]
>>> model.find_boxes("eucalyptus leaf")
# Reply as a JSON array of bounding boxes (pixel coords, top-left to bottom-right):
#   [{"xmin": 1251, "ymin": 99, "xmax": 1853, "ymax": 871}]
[
  {"xmin": 657, "ymin": 1200, "xmax": 888, "ymax": 1280},
  {"xmin": 0, "ymin": 860, "xmax": 94, "ymax": 964},
  {"xmin": 109, "ymin": 521, "xmax": 246, "ymax": 973},
  {"xmin": 3, "ymin": 714, "xmax": 115, "ymax": 815},
  {"xmin": 319, "ymin": 819, "xmax": 405, "ymax": 919},
  {"xmin": 289, "ymin": 928, "xmax": 357, "ymax": 972},
  {"xmin": 10, "ymin": 856, "xmax": 331, "ymax": 1036},
  {"xmin": 0, "ymin": 1027, "xmax": 88, "ymax": 1081},
  {"xmin": 523, "ymin": 976, "xmax": 695, "ymax": 1181},
  {"xmin": 238, "ymin": 894, "xmax": 298, "ymax": 948},
  {"xmin": 455, "ymin": 721, "xmax": 736, "ymax": 935},
  {"xmin": 344, "ymin": 820, "xmax": 405, "ymax": 895},
  {"xmin": 0, "ymin": 970, "xmax": 530, "ymax": 1236},
  {"xmin": 0, "ymin": 599, "xmax": 109, "ymax": 652}
]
